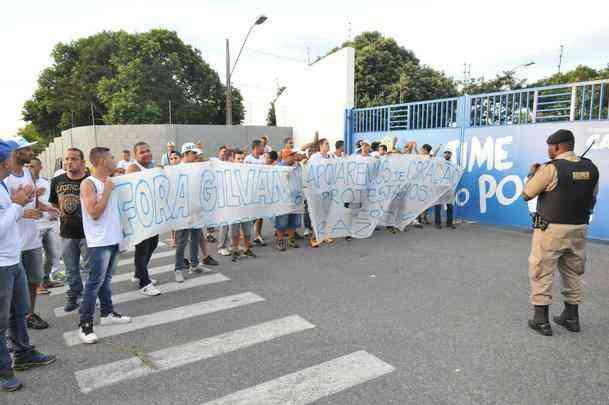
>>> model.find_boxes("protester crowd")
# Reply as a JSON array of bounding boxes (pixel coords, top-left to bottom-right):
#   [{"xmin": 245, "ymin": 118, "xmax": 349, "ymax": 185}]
[{"xmin": 0, "ymin": 133, "xmax": 456, "ymax": 392}]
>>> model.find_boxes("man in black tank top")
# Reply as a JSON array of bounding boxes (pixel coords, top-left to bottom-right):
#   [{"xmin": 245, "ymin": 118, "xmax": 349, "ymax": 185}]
[{"xmin": 521, "ymin": 129, "xmax": 599, "ymax": 336}]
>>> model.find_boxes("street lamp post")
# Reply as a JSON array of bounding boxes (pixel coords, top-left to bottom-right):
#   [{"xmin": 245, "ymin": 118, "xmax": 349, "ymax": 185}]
[{"xmin": 226, "ymin": 15, "xmax": 268, "ymax": 126}]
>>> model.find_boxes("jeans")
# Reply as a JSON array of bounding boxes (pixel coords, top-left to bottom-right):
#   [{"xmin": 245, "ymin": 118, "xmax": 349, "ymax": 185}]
[
  {"xmin": 41, "ymin": 227, "xmax": 60, "ymax": 282},
  {"xmin": 61, "ymin": 238, "xmax": 88, "ymax": 300},
  {"xmin": 80, "ymin": 245, "xmax": 119, "ymax": 323},
  {"xmin": 218, "ymin": 225, "xmax": 230, "ymax": 250},
  {"xmin": 434, "ymin": 204, "xmax": 454, "ymax": 226},
  {"xmin": 134, "ymin": 235, "xmax": 159, "ymax": 288},
  {"xmin": 0, "ymin": 263, "xmax": 34, "ymax": 373},
  {"xmin": 230, "ymin": 221, "xmax": 252, "ymax": 240},
  {"xmin": 275, "ymin": 213, "xmax": 301, "ymax": 231},
  {"xmin": 175, "ymin": 229, "xmax": 200, "ymax": 271}
]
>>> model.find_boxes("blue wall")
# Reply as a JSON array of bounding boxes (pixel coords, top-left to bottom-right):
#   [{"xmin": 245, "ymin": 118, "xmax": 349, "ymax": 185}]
[{"xmin": 353, "ymin": 120, "xmax": 609, "ymax": 240}]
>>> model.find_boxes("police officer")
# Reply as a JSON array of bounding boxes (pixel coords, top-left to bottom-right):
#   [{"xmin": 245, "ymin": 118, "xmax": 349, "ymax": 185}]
[{"xmin": 521, "ymin": 129, "xmax": 598, "ymax": 336}]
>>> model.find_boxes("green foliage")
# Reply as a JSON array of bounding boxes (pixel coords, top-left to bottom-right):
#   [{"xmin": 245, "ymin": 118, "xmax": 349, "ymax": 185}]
[
  {"xmin": 23, "ymin": 29, "xmax": 244, "ymax": 141},
  {"xmin": 462, "ymin": 72, "xmax": 527, "ymax": 94},
  {"xmin": 532, "ymin": 64, "xmax": 609, "ymax": 87},
  {"xmin": 17, "ymin": 123, "xmax": 46, "ymax": 154},
  {"xmin": 331, "ymin": 31, "xmax": 458, "ymax": 107}
]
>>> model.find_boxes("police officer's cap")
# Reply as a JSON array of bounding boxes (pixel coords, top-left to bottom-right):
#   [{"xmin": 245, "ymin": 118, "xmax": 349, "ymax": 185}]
[{"xmin": 546, "ymin": 129, "xmax": 574, "ymax": 145}]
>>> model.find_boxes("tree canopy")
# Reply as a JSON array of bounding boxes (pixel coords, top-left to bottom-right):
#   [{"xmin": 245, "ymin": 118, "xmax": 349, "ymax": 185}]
[
  {"xmin": 330, "ymin": 31, "xmax": 459, "ymax": 107},
  {"xmin": 23, "ymin": 29, "xmax": 243, "ymax": 142}
]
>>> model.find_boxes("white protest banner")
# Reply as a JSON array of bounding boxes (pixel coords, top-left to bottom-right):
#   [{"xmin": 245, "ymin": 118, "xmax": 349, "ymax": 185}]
[
  {"xmin": 111, "ymin": 161, "xmax": 304, "ymax": 246},
  {"xmin": 303, "ymin": 155, "xmax": 463, "ymax": 239}
]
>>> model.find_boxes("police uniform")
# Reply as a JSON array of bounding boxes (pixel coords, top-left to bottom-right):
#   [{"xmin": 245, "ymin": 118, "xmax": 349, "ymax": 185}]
[{"xmin": 522, "ymin": 129, "xmax": 598, "ymax": 336}]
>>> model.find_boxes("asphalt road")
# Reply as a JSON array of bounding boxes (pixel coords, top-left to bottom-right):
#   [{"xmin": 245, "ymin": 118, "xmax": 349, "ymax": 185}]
[{"xmin": 7, "ymin": 223, "xmax": 609, "ymax": 405}]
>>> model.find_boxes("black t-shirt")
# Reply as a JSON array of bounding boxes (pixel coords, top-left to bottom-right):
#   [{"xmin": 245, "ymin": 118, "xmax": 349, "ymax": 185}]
[{"xmin": 49, "ymin": 173, "xmax": 88, "ymax": 239}]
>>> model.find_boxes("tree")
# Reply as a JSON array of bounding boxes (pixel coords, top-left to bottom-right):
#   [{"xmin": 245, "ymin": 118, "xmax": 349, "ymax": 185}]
[
  {"xmin": 23, "ymin": 29, "xmax": 244, "ymax": 141},
  {"xmin": 462, "ymin": 72, "xmax": 526, "ymax": 95},
  {"xmin": 532, "ymin": 64, "xmax": 609, "ymax": 87},
  {"xmin": 330, "ymin": 31, "xmax": 458, "ymax": 107},
  {"xmin": 17, "ymin": 123, "xmax": 46, "ymax": 154}
]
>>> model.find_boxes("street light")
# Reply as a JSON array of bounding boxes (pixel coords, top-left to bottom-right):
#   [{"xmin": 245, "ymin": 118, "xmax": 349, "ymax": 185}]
[
  {"xmin": 507, "ymin": 61, "xmax": 535, "ymax": 75},
  {"xmin": 226, "ymin": 15, "xmax": 268, "ymax": 126}
]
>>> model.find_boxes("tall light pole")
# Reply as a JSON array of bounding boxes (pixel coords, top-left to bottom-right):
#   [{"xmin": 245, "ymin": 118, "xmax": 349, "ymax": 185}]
[
  {"xmin": 226, "ymin": 15, "xmax": 268, "ymax": 126},
  {"xmin": 507, "ymin": 61, "xmax": 535, "ymax": 75}
]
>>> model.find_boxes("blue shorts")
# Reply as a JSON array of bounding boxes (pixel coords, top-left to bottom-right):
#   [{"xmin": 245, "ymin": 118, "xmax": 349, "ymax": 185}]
[{"xmin": 274, "ymin": 214, "xmax": 301, "ymax": 231}]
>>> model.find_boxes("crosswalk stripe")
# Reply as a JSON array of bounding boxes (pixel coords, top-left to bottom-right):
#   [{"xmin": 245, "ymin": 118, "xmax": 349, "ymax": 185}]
[
  {"xmin": 118, "ymin": 250, "xmax": 174, "ymax": 267},
  {"xmin": 54, "ymin": 273, "xmax": 230, "ymax": 318},
  {"xmin": 63, "ymin": 292, "xmax": 265, "ymax": 346},
  {"xmin": 50, "ymin": 264, "xmax": 175, "ymax": 296},
  {"xmin": 202, "ymin": 351, "xmax": 394, "ymax": 405},
  {"xmin": 75, "ymin": 315, "xmax": 315, "ymax": 394}
]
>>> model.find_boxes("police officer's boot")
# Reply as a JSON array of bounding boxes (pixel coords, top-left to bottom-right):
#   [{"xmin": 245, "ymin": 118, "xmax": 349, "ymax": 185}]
[
  {"xmin": 553, "ymin": 302, "xmax": 580, "ymax": 332},
  {"xmin": 529, "ymin": 305, "xmax": 553, "ymax": 336}
]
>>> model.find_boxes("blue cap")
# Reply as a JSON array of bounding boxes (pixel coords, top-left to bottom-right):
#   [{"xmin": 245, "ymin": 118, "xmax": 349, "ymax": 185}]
[{"xmin": 0, "ymin": 140, "xmax": 18, "ymax": 163}]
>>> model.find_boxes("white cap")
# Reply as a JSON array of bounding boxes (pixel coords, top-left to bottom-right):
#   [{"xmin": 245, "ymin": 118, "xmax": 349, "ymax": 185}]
[
  {"xmin": 7, "ymin": 136, "xmax": 37, "ymax": 150},
  {"xmin": 181, "ymin": 142, "xmax": 201, "ymax": 155}
]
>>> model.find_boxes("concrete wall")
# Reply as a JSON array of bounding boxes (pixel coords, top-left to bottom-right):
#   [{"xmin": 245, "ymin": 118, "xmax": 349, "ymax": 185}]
[{"xmin": 40, "ymin": 124, "xmax": 293, "ymax": 177}]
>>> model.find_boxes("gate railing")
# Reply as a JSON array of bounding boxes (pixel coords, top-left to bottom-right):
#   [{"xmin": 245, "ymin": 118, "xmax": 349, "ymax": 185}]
[{"xmin": 351, "ymin": 79, "xmax": 609, "ymax": 134}]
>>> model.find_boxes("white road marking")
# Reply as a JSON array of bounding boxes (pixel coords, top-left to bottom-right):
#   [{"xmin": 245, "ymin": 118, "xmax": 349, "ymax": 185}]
[
  {"xmin": 202, "ymin": 351, "xmax": 395, "ymax": 405},
  {"xmin": 75, "ymin": 315, "xmax": 315, "ymax": 393},
  {"xmin": 63, "ymin": 292, "xmax": 265, "ymax": 346},
  {"xmin": 54, "ymin": 273, "xmax": 230, "ymax": 317},
  {"xmin": 50, "ymin": 264, "xmax": 175, "ymax": 296}
]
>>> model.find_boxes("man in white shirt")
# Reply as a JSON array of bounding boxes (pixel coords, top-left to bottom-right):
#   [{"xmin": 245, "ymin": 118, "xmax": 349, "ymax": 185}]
[
  {"xmin": 245, "ymin": 139, "xmax": 267, "ymax": 245},
  {"xmin": 260, "ymin": 136, "xmax": 272, "ymax": 154},
  {"xmin": 116, "ymin": 149, "xmax": 134, "ymax": 174},
  {"xmin": 5, "ymin": 136, "xmax": 58, "ymax": 330},
  {"xmin": 29, "ymin": 157, "xmax": 64, "ymax": 290},
  {"xmin": 79, "ymin": 147, "xmax": 132, "ymax": 344},
  {"xmin": 0, "ymin": 139, "xmax": 55, "ymax": 392},
  {"xmin": 160, "ymin": 142, "xmax": 176, "ymax": 167}
]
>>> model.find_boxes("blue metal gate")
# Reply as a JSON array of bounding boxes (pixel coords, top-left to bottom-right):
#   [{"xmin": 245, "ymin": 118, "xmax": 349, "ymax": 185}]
[{"xmin": 345, "ymin": 80, "xmax": 609, "ymax": 240}]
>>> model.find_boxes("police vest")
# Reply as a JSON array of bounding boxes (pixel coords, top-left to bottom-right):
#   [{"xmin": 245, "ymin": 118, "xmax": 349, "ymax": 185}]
[{"xmin": 536, "ymin": 157, "xmax": 599, "ymax": 225}]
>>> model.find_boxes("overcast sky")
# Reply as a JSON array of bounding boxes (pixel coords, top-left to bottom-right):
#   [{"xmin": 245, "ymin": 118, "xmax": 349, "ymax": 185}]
[{"xmin": 1, "ymin": 0, "xmax": 608, "ymax": 136}]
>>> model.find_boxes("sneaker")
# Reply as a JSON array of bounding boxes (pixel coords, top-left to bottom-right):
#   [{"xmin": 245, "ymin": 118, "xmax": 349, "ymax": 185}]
[
  {"xmin": 294, "ymin": 231, "xmax": 304, "ymax": 240},
  {"xmin": 27, "ymin": 314, "xmax": 49, "ymax": 330},
  {"xmin": 36, "ymin": 286, "xmax": 51, "ymax": 295},
  {"xmin": 44, "ymin": 280, "xmax": 64, "ymax": 289},
  {"xmin": 253, "ymin": 236, "xmax": 266, "ymax": 246},
  {"xmin": 231, "ymin": 250, "xmax": 240, "ymax": 262},
  {"xmin": 78, "ymin": 321, "xmax": 98, "ymax": 344},
  {"xmin": 175, "ymin": 270, "xmax": 185, "ymax": 283},
  {"xmin": 303, "ymin": 229, "xmax": 310, "ymax": 237},
  {"xmin": 0, "ymin": 370, "xmax": 22, "ymax": 392},
  {"xmin": 13, "ymin": 350, "xmax": 56, "ymax": 371},
  {"xmin": 276, "ymin": 239, "xmax": 287, "ymax": 252},
  {"xmin": 309, "ymin": 237, "xmax": 321, "ymax": 248},
  {"xmin": 131, "ymin": 277, "xmax": 157, "ymax": 285},
  {"xmin": 183, "ymin": 259, "xmax": 190, "ymax": 268},
  {"xmin": 323, "ymin": 238, "xmax": 335, "ymax": 245},
  {"xmin": 51, "ymin": 270, "xmax": 66, "ymax": 282},
  {"xmin": 202, "ymin": 255, "xmax": 219, "ymax": 266},
  {"xmin": 189, "ymin": 264, "xmax": 204, "ymax": 275},
  {"xmin": 140, "ymin": 283, "xmax": 161, "ymax": 296},
  {"xmin": 206, "ymin": 234, "xmax": 217, "ymax": 243},
  {"xmin": 345, "ymin": 236, "xmax": 353, "ymax": 241},
  {"xmin": 100, "ymin": 312, "xmax": 132, "ymax": 326},
  {"xmin": 218, "ymin": 248, "xmax": 231, "ymax": 256},
  {"xmin": 64, "ymin": 297, "xmax": 80, "ymax": 313},
  {"xmin": 434, "ymin": 224, "xmax": 442, "ymax": 229},
  {"xmin": 287, "ymin": 238, "xmax": 299, "ymax": 249},
  {"xmin": 243, "ymin": 248, "xmax": 257, "ymax": 258}
]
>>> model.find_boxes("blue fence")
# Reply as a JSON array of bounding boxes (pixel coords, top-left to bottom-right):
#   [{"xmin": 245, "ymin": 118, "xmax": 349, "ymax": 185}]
[{"xmin": 346, "ymin": 79, "xmax": 609, "ymax": 240}]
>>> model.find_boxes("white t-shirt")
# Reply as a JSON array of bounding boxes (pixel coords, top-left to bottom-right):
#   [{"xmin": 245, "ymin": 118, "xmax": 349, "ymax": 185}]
[
  {"xmin": 5, "ymin": 168, "xmax": 42, "ymax": 251},
  {"xmin": 307, "ymin": 152, "xmax": 334, "ymax": 165},
  {"xmin": 244, "ymin": 154, "xmax": 265, "ymax": 165},
  {"xmin": 33, "ymin": 177, "xmax": 59, "ymax": 230},
  {"xmin": 0, "ymin": 182, "xmax": 25, "ymax": 266},
  {"xmin": 117, "ymin": 159, "xmax": 135, "ymax": 171},
  {"xmin": 81, "ymin": 176, "xmax": 123, "ymax": 247}
]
